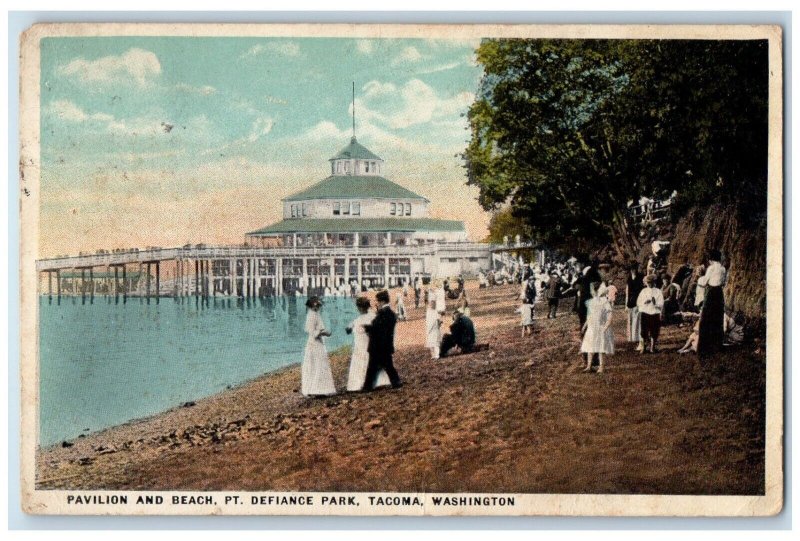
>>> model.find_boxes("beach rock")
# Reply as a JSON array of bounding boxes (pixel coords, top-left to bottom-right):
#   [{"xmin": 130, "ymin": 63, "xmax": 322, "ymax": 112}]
[
  {"xmin": 77, "ymin": 457, "xmax": 94, "ymax": 466},
  {"xmin": 365, "ymin": 419, "xmax": 382, "ymax": 430},
  {"xmin": 182, "ymin": 401, "xmax": 196, "ymax": 408},
  {"xmin": 61, "ymin": 441, "xmax": 73, "ymax": 448}
]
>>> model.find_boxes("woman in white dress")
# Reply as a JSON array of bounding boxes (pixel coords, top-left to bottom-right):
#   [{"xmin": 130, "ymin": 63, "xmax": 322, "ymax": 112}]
[
  {"xmin": 580, "ymin": 282, "xmax": 614, "ymax": 374},
  {"xmin": 345, "ymin": 297, "xmax": 390, "ymax": 391},
  {"xmin": 301, "ymin": 296, "xmax": 337, "ymax": 397},
  {"xmin": 425, "ymin": 298, "xmax": 442, "ymax": 359}
]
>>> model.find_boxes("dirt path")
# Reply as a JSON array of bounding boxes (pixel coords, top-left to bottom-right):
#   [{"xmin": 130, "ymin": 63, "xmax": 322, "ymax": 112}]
[{"xmin": 36, "ymin": 284, "xmax": 765, "ymax": 494}]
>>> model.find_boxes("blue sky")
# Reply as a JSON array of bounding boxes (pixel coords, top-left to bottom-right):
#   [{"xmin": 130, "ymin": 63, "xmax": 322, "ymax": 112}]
[{"xmin": 39, "ymin": 36, "xmax": 486, "ymax": 256}]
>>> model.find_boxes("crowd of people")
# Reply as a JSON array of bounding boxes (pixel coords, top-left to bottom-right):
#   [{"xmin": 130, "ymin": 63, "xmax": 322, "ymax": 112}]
[
  {"xmin": 495, "ymin": 247, "xmax": 743, "ymax": 374},
  {"xmin": 568, "ymin": 248, "xmax": 741, "ymax": 374},
  {"xmin": 299, "ymin": 246, "xmax": 743, "ymax": 396}
]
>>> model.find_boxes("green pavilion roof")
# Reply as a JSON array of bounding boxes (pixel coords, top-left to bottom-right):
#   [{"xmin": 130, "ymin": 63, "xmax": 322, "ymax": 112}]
[
  {"xmin": 329, "ymin": 136, "xmax": 382, "ymax": 161},
  {"xmin": 284, "ymin": 175, "xmax": 427, "ymax": 202},
  {"xmin": 246, "ymin": 218, "xmax": 465, "ymax": 236}
]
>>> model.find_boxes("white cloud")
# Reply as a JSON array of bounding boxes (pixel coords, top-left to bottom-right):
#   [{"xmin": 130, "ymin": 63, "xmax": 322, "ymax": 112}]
[
  {"xmin": 59, "ymin": 48, "xmax": 161, "ymax": 87},
  {"xmin": 174, "ymin": 83, "xmax": 217, "ymax": 96},
  {"xmin": 106, "ymin": 117, "xmax": 165, "ymax": 137},
  {"xmin": 416, "ymin": 61, "xmax": 463, "ymax": 75},
  {"xmin": 46, "ymin": 100, "xmax": 114, "ymax": 123},
  {"xmin": 303, "ymin": 120, "xmax": 348, "ymax": 141},
  {"xmin": 247, "ymin": 117, "xmax": 275, "ymax": 142},
  {"xmin": 362, "ymin": 81, "xmax": 397, "ymax": 98},
  {"xmin": 393, "ymin": 46, "xmax": 423, "ymax": 64},
  {"xmin": 423, "ymin": 38, "xmax": 482, "ymax": 50},
  {"xmin": 356, "ymin": 78, "xmax": 474, "ymax": 130},
  {"xmin": 241, "ymin": 41, "xmax": 301, "ymax": 58},
  {"xmin": 356, "ymin": 40, "xmax": 374, "ymax": 55}
]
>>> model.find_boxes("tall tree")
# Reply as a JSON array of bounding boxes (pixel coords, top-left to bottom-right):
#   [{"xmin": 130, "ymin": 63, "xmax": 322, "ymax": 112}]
[{"xmin": 464, "ymin": 39, "xmax": 768, "ymax": 261}]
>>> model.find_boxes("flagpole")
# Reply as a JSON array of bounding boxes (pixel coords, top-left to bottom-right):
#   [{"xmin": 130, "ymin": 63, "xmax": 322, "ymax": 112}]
[{"xmin": 352, "ymin": 81, "xmax": 355, "ymax": 137}]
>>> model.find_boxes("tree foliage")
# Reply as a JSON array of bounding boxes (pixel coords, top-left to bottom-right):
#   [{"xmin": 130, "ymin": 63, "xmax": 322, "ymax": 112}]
[
  {"xmin": 464, "ymin": 39, "xmax": 769, "ymax": 260},
  {"xmin": 484, "ymin": 206, "xmax": 531, "ymax": 244}
]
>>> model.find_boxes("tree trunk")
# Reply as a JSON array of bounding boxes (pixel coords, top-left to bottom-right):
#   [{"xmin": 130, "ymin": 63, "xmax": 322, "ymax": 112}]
[{"xmin": 609, "ymin": 209, "xmax": 642, "ymax": 263}]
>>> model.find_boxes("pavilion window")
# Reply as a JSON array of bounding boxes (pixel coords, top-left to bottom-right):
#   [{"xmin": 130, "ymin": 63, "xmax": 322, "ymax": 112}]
[
  {"xmin": 344, "ymin": 161, "xmax": 350, "ymax": 173},
  {"xmin": 390, "ymin": 203, "xmax": 396, "ymax": 216},
  {"xmin": 352, "ymin": 202, "xmax": 361, "ymax": 215},
  {"xmin": 405, "ymin": 203, "xmax": 411, "ymax": 216},
  {"xmin": 333, "ymin": 202, "xmax": 341, "ymax": 215},
  {"xmin": 291, "ymin": 205, "xmax": 297, "ymax": 218},
  {"xmin": 331, "ymin": 162, "xmax": 335, "ymax": 175},
  {"xmin": 302, "ymin": 203, "xmax": 308, "ymax": 217},
  {"xmin": 337, "ymin": 161, "xmax": 342, "ymax": 173},
  {"xmin": 365, "ymin": 161, "xmax": 370, "ymax": 173},
  {"xmin": 342, "ymin": 202, "xmax": 351, "ymax": 215}
]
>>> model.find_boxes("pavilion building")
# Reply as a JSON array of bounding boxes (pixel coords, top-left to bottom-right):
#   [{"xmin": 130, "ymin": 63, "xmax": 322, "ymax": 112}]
[
  {"xmin": 243, "ymin": 136, "xmax": 489, "ymax": 294},
  {"xmin": 246, "ymin": 136, "xmax": 468, "ymax": 248}
]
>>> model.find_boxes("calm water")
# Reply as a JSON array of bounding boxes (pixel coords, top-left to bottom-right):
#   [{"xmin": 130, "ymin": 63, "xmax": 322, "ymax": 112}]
[{"xmin": 38, "ymin": 296, "xmax": 359, "ymax": 448}]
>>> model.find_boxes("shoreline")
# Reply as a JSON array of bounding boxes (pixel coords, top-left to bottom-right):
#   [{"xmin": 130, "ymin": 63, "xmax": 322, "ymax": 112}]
[{"xmin": 36, "ymin": 284, "xmax": 766, "ymax": 494}]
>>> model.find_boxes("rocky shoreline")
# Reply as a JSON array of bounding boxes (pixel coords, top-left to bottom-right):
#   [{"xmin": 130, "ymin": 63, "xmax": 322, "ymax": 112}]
[{"xmin": 36, "ymin": 284, "xmax": 766, "ymax": 494}]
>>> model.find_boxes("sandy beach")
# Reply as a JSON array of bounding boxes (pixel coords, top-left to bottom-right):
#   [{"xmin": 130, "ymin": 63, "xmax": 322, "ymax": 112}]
[{"xmin": 35, "ymin": 283, "xmax": 765, "ymax": 494}]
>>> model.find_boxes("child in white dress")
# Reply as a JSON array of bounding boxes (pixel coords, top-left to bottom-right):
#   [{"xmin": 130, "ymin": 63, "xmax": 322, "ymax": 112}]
[
  {"xmin": 301, "ymin": 296, "xmax": 337, "ymax": 397},
  {"xmin": 518, "ymin": 300, "xmax": 533, "ymax": 336},
  {"xmin": 425, "ymin": 298, "xmax": 442, "ymax": 359},
  {"xmin": 580, "ymin": 282, "xmax": 614, "ymax": 374}
]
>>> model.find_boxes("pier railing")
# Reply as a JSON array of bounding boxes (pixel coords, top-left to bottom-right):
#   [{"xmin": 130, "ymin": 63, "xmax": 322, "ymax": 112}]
[{"xmin": 36, "ymin": 242, "xmax": 497, "ymax": 272}]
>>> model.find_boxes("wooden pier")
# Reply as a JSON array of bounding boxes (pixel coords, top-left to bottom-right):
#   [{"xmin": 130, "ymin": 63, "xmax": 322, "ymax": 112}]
[{"xmin": 36, "ymin": 243, "xmax": 495, "ymax": 300}]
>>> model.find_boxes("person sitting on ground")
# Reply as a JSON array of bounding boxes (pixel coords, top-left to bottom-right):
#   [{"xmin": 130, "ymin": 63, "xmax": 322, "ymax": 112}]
[
  {"xmin": 677, "ymin": 319, "xmax": 701, "ymax": 354},
  {"xmin": 440, "ymin": 310, "xmax": 476, "ymax": 358},
  {"xmin": 723, "ymin": 313, "xmax": 745, "ymax": 346}
]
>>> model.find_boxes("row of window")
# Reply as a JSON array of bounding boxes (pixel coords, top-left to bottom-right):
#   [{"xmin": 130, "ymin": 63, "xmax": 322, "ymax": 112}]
[
  {"xmin": 331, "ymin": 160, "xmax": 382, "ymax": 175},
  {"xmin": 333, "ymin": 201, "xmax": 361, "ymax": 216},
  {"xmin": 293, "ymin": 201, "xmax": 412, "ymax": 217},
  {"xmin": 289, "ymin": 203, "xmax": 308, "ymax": 218},
  {"xmin": 391, "ymin": 202, "xmax": 412, "ymax": 216}
]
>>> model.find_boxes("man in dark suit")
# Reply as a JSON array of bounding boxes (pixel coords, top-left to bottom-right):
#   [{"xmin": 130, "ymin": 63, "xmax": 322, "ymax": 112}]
[
  {"xmin": 363, "ymin": 290, "xmax": 402, "ymax": 390},
  {"xmin": 440, "ymin": 311, "xmax": 476, "ymax": 357}
]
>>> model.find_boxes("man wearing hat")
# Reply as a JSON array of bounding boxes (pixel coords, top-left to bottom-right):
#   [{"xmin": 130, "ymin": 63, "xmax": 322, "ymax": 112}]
[
  {"xmin": 636, "ymin": 274, "xmax": 665, "ymax": 354},
  {"xmin": 545, "ymin": 271, "xmax": 563, "ymax": 319},
  {"xmin": 363, "ymin": 290, "xmax": 403, "ymax": 390}
]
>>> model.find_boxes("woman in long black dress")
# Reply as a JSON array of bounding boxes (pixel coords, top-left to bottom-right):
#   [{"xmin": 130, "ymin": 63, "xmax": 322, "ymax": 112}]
[{"xmin": 697, "ymin": 249, "xmax": 727, "ymax": 358}]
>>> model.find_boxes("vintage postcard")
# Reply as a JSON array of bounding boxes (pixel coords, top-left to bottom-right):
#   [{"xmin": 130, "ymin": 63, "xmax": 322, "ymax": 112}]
[{"xmin": 19, "ymin": 23, "xmax": 783, "ymax": 516}]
